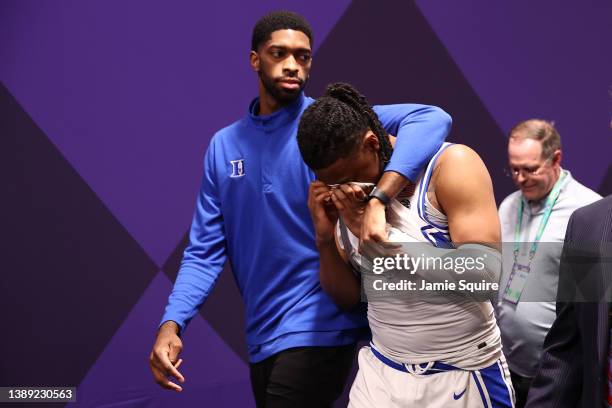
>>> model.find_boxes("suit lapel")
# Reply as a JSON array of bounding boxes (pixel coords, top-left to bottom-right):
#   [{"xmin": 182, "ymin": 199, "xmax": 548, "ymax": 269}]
[{"xmin": 596, "ymin": 302, "xmax": 609, "ymax": 370}]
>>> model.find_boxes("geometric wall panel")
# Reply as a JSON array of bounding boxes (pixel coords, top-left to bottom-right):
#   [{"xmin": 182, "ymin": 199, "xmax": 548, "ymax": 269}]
[{"xmin": 0, "ymin": 83, "xmax": 158, "ymax": 388}]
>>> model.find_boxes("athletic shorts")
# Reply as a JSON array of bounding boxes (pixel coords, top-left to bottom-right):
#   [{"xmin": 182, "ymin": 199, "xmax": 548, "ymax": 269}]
[{"xmin": 348, "ymin": 345, "xmax": 515, "ymax": 408}]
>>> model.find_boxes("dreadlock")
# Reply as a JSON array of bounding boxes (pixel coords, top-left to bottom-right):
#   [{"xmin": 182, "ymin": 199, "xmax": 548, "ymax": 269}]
[{"xmin": 297, "ymin": 82, "xmax": 393, "ymax": 170}]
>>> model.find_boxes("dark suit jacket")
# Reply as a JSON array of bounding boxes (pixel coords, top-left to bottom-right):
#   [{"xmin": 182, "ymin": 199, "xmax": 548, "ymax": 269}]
[{"xmin": 526, "ymin": 195, "xmax": 612, "ymax": 408}]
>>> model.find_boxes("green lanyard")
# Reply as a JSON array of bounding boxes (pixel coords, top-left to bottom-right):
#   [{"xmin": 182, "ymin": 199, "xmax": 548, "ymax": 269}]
[{"xmin": 514, "ymin": 171, "xmax": 567, "ymax": 262}]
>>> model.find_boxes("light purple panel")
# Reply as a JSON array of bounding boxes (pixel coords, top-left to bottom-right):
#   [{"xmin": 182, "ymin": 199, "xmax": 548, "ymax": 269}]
[
  {"xmin": 415, "ymin": 0, "xmax": 612, "ymax": 189},
  {"xmin": 0, "ymin": 0, "xmax": 351, "ymax": 266},
  {"xmin": 70, "ymin": 271, "xmax": 254, "ymax": 407}
]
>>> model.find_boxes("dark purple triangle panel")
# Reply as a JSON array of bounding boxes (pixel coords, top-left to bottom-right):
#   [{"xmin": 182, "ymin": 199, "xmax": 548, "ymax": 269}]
[
  {"xmin": 70, "ymin": 271, "xmax": 253, "ymax": 408},
  {"xmin": 416, "ymin": 0, "xmax": 612, "ymax": 190},
  {"xmin": 305, "ymin": 0, "xmax": 515, "ymax": 203},
  {"xmin": 599, "ymin": 164, "xmax": 612, "ymax": 197},
  {"xmin": 163, "ymin": 234, "xmax": 248, "ymax": 363},
  {"xmin": 0, "ymin": 83, "xmax": 158, "ymax": 387},
  {"xmin": 0, "ymin": 0, "xmax": 351, "ymax": 267}
]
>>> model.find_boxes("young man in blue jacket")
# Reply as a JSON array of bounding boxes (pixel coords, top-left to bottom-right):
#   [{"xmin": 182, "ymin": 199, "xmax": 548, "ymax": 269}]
[{"xmin": 149, "ymin": 10, "xmax": 452, "ymax": 407}]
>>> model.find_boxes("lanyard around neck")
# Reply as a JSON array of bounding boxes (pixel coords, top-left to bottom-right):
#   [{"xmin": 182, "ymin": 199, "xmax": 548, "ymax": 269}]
[{"xmin": 514, "ymin": 171, "xmax": 567, "ymax": 262}]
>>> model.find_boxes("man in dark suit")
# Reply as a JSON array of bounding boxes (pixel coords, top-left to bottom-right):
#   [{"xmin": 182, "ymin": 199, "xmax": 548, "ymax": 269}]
[{"xmin": 526, "ymin": 194, "xmax": 612, "ymax": 407}]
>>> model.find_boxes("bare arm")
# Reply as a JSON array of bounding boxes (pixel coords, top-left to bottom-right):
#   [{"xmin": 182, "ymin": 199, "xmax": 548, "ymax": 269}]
[
  {"xmin": 386, "ymin": 145, "xmax": 501, "ymax": 286},
  {"xmin": 434, "ymin": 144, "xmax": 501, "ymax": 247},
  {"xmin": 317, "ymin": 234, "xmax": 361, "ymax": 311},
  {"xmin": 308, "ymin": 181, "xmax": 361, "ymax": 310},
  {"xmin": 363, "ymin": 104, "xmax": 452, "ymax": 244},
  {"xmin": 360, "ymin": 172, "xmax": 409, "ymax": 244}
]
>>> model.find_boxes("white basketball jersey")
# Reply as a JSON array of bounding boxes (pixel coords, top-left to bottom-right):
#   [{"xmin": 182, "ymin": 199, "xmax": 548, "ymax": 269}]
[{"xmin": 336, "ymin": 143, "xmax": 502, "ymax": 370}]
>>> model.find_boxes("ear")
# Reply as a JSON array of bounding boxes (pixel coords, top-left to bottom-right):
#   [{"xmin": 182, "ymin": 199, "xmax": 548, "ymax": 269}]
[
  {"xmin": 363, "ymin": 130, "xmax": 380, "ymax": 153},
  {"xmin": 551, "ymin": 149, "xmax": 562, "ymax": 167},
  {"xmin": 250, "ymin": 50, "xmax": 260, "ymax": 72}
]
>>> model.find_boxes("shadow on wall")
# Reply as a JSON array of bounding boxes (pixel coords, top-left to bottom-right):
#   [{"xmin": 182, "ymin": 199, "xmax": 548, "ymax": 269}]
[{"xmin": 0, "ymin": 83, "xmax": 159, "ymax": 390}]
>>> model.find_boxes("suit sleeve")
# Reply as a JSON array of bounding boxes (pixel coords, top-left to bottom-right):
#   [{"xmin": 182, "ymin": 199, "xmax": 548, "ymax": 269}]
[
  {"xmin": 372, "ymin": 104, "xmax": 452, "ymax": 182},
  {"xmin": 158, "ymin": 136, "xmax": 227, "ymax": 334},
  {"xmin": 526, "ymin": 213, "xmax": 582, "ymax": 407}
]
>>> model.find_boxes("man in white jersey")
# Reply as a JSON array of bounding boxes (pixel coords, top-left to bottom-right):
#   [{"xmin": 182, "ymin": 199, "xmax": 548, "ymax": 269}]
[{"xmin": 297, "ymin": 82, "xmax": 515, "ymax": 408}]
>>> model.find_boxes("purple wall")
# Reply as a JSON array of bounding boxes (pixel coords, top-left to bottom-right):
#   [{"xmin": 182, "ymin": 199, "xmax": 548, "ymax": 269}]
[{"xmin": 1, "ymin": 1, "xmax": 610, "ymax": 407}]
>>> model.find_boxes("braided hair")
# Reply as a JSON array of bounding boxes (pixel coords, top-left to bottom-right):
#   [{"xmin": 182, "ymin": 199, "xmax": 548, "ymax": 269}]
[{"xmin": 297, "ymin": 82, "xmax": 393, "ymax": 170}]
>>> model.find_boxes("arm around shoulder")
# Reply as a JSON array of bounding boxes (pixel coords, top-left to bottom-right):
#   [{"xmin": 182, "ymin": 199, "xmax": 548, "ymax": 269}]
[{"xmin": 374, "ymin": 103, "xmax": 451, "ymax": 182}]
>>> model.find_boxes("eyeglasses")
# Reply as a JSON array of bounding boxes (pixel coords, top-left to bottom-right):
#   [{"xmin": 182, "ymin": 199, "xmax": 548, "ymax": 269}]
[{"xmin": 503, "ymin": 159, "xmax": 552, "ymax": 179}]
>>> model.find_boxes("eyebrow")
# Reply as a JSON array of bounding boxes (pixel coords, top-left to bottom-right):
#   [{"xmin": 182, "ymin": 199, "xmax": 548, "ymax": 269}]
[
  {"xmin": 267, "ymin": 44, "xmax": 311, "ymax": 53},
  {"xmin": 509, "ymin": 163, "xmax": 540, "ymax": 169}
]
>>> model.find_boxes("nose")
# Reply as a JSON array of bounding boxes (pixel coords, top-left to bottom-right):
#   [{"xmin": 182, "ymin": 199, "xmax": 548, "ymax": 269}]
[
  {"xmin": 516, "ymin": 171, "xmax": 527, "ymax": 184},
  {"xmin": 283, "ymin": 54, "xmax": 298, "ymax": 73}
]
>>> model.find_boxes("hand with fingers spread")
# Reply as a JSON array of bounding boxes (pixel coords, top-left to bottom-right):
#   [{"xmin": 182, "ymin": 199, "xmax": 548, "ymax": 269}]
[
  {"xmin": 308, "ymin": 181, "xmax": 339, "ymax": 246},
  {"xmin": 330, "ymin": 184, "xmax": 368, "ymax": 238},
  {"xmin": 149, "ymin": 321, "xmax": 185, "ymax": 392}
]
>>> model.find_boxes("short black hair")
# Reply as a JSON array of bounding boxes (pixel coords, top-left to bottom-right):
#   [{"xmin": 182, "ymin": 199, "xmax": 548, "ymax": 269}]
[
  {"xmin": 251, "ymin": 11, "xmax": 313, "ymax": 51},
  {"xmin": 297, "ymin": 82, "xmax": 393, "ymax": 170}
]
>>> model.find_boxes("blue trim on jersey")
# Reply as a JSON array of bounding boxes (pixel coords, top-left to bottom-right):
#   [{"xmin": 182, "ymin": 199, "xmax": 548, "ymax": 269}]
[
  {"xmin": 369, "ymin": 344, "xmax": 459, "ymax": 375},
  {"xmin": 479, "ymin": 362, "xmax": 514, "ymax": 408},
  {"xmin": 418, "ymin": 143, "xmax": 452, "ymax": 232},
  {"xmin": 497, "ymin": 360, "xmax": 516, "ymax": 405},
  {"xmin": 472, "ymin": 371, "xmax": 490, "ymax": 408},
  {"xmin": 420, "ymin": 225, "xmax": 454, "ymax": 248},
  {"xmin": 417, "ymin": 166, "xmax": 427, "ymax": 221}
]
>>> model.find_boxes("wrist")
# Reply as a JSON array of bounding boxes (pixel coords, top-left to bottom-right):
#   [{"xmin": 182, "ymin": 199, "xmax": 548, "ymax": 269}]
[
  {"xmin": 367, "ymin": 197, "xmax": 386, "ymax": 211},
  {"xmin": 368, "ymin": 186, "xmax": 391, "ymax": 207},
  {"xmin": 316, "ymin": 236, "xmax": 336, "ymax": 248},
  {"xmin": 377, "ymin": 170, "xmax": 410, "ymax": 198},
  {"xmin": 160, "ymin": 320, "xmax": 180, "ymax": 336}
]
